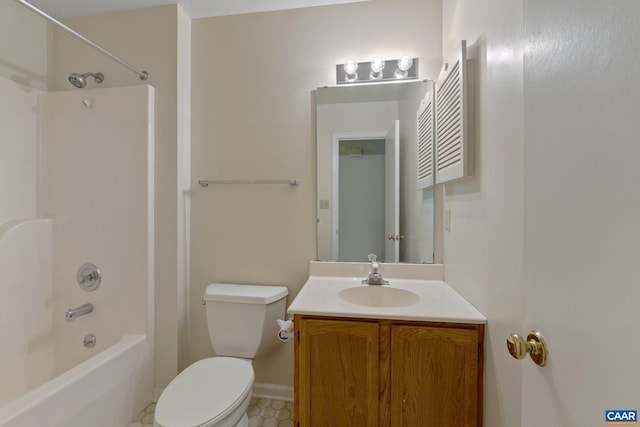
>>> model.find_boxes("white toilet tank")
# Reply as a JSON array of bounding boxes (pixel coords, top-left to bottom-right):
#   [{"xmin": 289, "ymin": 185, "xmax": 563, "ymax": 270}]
[{"xmin": 204, "ymin": 283, "xmax": 288, "ymax": 359}]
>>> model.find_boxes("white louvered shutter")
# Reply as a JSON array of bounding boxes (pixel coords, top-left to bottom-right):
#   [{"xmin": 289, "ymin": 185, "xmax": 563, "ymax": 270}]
[
  {"xmin": 417, "ymin": 90, "xmax": 435, "ymax": 189},
  {"xmin": 435, "ymin": 40, "xmax": 471, "ymax": 183}
]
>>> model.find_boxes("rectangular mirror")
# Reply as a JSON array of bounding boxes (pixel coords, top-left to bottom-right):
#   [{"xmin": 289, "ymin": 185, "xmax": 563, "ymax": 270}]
[{"xmin": 316, "ymin": 80, "xmax": 435, "ymax": 263}]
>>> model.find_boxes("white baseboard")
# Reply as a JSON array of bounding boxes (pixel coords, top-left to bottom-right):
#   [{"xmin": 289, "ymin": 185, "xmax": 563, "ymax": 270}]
[
  {"xmin": 154, "ymin": 383, "xmax": 293, "ymax": 403},
  {"xmin": 252, "ymin": 382, "xmax": 294, "ymax": 402},
  {"xmin": 152, "ymin": 386, "xmax": 165, "ymax": 403}
]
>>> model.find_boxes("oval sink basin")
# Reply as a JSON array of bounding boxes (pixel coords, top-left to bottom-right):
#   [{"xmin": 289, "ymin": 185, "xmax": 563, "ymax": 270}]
[{"xmin": 338, "ymin": 286, "xmax": 420, "ymax": 308}]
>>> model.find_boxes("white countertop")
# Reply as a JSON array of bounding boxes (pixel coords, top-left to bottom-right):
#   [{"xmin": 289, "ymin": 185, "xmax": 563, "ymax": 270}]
[{"xmin": 288, "ymin": 275, "xmax": 487, "ymax": 324}]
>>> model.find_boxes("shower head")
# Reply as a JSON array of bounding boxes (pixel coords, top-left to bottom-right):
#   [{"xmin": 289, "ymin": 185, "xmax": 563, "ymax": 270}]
[{"xmin": 68, "ymin": 72, "xmax": 104, "ymax": 88}]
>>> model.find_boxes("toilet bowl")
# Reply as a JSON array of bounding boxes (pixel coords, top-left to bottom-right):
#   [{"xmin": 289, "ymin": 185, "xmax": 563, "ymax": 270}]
[
  {"xmin": 154, "ymin": 283, "xmax": 288, "ymax": 427},
  {"xmin": 154, "ymin": 358, "xmax": 253, "ymax": 427}
]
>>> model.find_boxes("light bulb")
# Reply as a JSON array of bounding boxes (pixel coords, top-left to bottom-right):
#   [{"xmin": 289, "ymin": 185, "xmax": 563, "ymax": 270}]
[
  {"xmin": 397, "ymin": 55, "xmax": 413, "ymax": 71},
  {"xmin": 395, "ymin": 55, "xmax": 413, "ymax": 79},
  {"xmin": 370, "ymin": 57, "xmax": 385, "ymax": 73},
  {"xmin": 369, "ymin": 56, "xmax": 385, "ymax": 80},
  {"xmin": 343, "ymin": 59, "xmax": 358, "ymax": 81}
]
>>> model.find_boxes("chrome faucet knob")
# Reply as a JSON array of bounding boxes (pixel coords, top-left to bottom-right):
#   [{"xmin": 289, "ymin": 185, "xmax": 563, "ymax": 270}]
[
  {"xmin": 362, "ymin": 253, "xmax": 387, "ymax": 285},
  {"xmin": 368, "ymin": 253, "xmax": 380, "ymax": 270},
  {"xmin": 76, "ymin": 263, "xmax": 101, "ymax": 292}
]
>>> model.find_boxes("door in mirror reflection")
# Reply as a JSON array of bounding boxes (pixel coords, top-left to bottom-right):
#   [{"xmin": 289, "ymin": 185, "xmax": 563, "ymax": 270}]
[
  {"xmin": 337, "ymin": 138, "xmax": 386, "ymax": 262},
  {"xmin": 335, "ymin": 120, "xmax": 399, "ymax": 263},
  {"xmin": 317, "ymin": 81, "xmax": 435, "ymax": 263}
]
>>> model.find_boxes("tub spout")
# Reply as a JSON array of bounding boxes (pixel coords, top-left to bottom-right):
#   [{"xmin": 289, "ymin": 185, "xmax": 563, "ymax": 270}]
[{"xmin": 65, "ymin": 303, "xmax": 93, "ymax": 321}]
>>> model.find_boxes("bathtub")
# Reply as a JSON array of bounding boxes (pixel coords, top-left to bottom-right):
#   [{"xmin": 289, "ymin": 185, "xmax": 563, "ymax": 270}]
[{"xmin": 0, "ymin": 334, "xmax": 153, "ymax": 427}]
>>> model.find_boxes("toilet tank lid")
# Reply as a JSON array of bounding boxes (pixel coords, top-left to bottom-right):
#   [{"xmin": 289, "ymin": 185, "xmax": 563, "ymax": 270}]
[{"xmin": 204, "ymin": 283, "xmax": 288, "ymax": 304}]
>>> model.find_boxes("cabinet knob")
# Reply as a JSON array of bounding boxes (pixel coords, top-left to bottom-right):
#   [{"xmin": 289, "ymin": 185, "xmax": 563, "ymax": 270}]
[{"xmin": 506, "ymin": 330, "xmax": 547, "ymax": 366}]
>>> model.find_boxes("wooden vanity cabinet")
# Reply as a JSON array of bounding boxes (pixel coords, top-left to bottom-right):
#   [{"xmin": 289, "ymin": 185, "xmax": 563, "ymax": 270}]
[{"xmin": 294, "ymin": 315, "xmax": 484, "ymax": 427}]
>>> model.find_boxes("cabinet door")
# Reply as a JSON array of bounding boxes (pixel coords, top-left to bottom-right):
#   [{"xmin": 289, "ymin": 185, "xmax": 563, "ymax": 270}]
[
  {"xmin": 297, "ymin": 318, "xmax": 379, "ymax": 427},
  {"xmin": 390, "ymin": 325, "xmax": 481, "ymax": 427}
]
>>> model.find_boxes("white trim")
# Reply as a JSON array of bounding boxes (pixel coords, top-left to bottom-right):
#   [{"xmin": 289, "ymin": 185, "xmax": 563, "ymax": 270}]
[
  {"xmin": 252, "ymin": 383, "xmax": 294, "ymax": 402},
  {"xmin": 154, "ymin": 382, "xmax": 294, "ymax": 403}
]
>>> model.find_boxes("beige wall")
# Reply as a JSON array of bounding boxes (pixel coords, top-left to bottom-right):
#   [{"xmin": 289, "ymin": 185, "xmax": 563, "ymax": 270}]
[
  {"xmin": 441, "ymin": 1, "xmax": 524, "ymax": 426},
  {"xmin": 191, "ymin": 0, "xmax": 442, "ymax": 387},
  {"xmin": 54, "ymin": 6, "xmax": 183, "ymax": 388}
]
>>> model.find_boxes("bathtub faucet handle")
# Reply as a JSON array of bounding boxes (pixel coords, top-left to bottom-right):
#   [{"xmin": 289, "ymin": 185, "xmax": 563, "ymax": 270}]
[
  {"xmin": 78, "ymin": 271, "xmax": 96, "ymax": 283},
  {"xmin": 76, "ymin": 263, "xmax": 101, "ymax": 292}
]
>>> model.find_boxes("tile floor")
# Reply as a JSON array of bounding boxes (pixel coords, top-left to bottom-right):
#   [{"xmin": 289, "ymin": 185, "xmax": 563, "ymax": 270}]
[
  {"xmin": 247, "ymin": 398, "xmax": 294, "ymax": 427},
  {"xmin": 127, "ymin": 402, "xmax": 155, "ymax": 426},
  {"xmin": 126, "ymin": 398, "xmax": 294, "ymax": 427}
]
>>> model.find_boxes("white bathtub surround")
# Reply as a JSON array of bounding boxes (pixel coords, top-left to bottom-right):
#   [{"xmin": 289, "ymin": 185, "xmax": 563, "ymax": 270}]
[
  {"xmin": 38, "ymin": 85, "xmax": 156, "ymax": 370},
  {"xmin": 0, "ymin": 77, "xmax": 51, "ymax": 406},
  {"xmin": 0, "ymin": 77, "xmax": 40, "ymax": 220},
  {"xmin": 0, "ymin": 219, "xmax": 53, "ymax": 405},
  {"xmin": 0, "ymin": 335, "xmax": 153, "ymax": 427},
  {"xmin": 0, "ymin": 83, "xmax": 155, "ymax": 426}
]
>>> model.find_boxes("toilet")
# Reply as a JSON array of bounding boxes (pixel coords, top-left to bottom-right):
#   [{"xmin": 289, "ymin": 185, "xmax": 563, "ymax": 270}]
[{"xmin": 154, "ymin": 283, "xmax": 289, "ymax": 427}]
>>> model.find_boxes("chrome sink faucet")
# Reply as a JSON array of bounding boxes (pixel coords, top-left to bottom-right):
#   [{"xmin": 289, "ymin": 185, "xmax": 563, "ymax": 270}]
[{"xmin": 362, "ymin": 254, "xmax": 389, "ymax": 285}]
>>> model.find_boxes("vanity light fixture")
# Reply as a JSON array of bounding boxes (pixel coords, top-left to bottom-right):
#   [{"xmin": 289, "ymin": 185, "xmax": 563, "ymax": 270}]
[{"xmin": 336, "ymin": 55, "xmax": 418, "ymax": 85}]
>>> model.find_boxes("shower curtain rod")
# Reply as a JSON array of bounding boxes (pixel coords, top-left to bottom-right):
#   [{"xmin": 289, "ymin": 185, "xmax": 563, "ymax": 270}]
[{"xmin": 15, "ymin": 0, "xmax": 149, "ymax": 81}]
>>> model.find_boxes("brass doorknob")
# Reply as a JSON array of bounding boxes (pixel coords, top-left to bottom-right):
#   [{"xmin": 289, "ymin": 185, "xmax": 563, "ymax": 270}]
[
  {"xmin": 387, "ymin": 234, "xmax": 405, "ymax": 241},
  {"xmin": 506, "ymin": 330, "xmax": 547, "ymax": 366}
]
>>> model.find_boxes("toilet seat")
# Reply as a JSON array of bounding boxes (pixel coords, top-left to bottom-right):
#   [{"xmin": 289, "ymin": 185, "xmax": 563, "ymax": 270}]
[{"xmin": 155, "ymin": 357, "xmax": 254, "ymax": 427}]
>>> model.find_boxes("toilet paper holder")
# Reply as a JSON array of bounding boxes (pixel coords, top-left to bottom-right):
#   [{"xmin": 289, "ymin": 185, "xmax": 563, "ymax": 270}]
[{"xmin": 277, "ymin": 319, "xmax": 294, "ymax": 342}]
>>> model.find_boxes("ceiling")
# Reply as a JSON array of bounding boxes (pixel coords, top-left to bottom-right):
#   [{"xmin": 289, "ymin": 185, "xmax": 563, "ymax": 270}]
[{"xmin": 28, "ymin": 0, "xmax": 369, "ymax": 19}]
